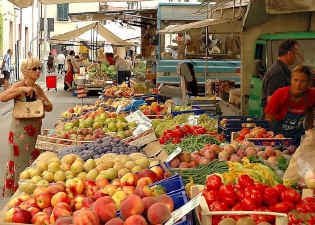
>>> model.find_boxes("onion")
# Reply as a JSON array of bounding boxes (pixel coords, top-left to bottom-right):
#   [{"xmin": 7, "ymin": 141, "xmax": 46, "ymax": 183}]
[
  {"xmin": 305, "ymin": 170, "xmax": 315, "ymax": 189},
  {"xmin": 224, "ymin": 145, "xmax": 235, "ymax": 155},
  {"xmin": 236, "ymin": 149, "xmax": 246, "ymax": 158},
  {"xmin": 230, "ymin": 154, "xmax": 241, "ymax": 162},
  {"xmin": 230, "ymin": 142, "xmax": 240, "ymax": 151},
  {"xmin": 218, "ymin": 151, "xmax": 230, "ymax": 161},
  {"xmin": 191, "ymin": 151, "xmax": 201, "ymax": 163},
  {"xmin": 210, "ymin": 144, "xmax": 222, "ymax": 153},
  {"xmin": 203, "ymin": 149, "xmax": 216, "ymax": 161},
  {"xmin": 246, "ymin": 147, "xmax": 257, "ymax": 157},
  {"xmin": 169, "ymin": 158, "xmax": 180, "ymax": 168},
  {"xmin": 179, "ymin": 162, "xmax": 190, "ymax": 168},
  {"xmin": 265, "ymin": 148, "xmax": 276, "ymax": 157},
  {"xmin": 267, "ymin": 156, "xmax": 278, "ymax": 167},
  {"xmin": 199, "ymin": 157, "xmax": 210, "ymax": 165}
]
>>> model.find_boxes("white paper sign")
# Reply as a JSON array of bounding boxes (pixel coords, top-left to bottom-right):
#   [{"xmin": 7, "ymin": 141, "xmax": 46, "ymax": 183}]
[
  {"xmin": 126, "ymin": 110, "xmax": 152, "ymax": 124},
  {"xmin": 165, "ymin": 193, "xmax": 202, "ymax": 225},
  {"xmin": 166, "ymin": 147, "xmax": 182, "ymax": 162},
  {"xmin": 116, "ymin": 103, "xmax": 124, "ymax": 114},
  {"xmin": 187, "ymin": 115, "xmax": 199, "ymax": 126}
]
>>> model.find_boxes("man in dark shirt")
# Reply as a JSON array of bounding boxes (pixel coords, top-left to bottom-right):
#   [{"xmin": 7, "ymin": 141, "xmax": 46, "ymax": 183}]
[{"xmin": 261, "ymin": 39, "xmax": 300, "ymax": 109}]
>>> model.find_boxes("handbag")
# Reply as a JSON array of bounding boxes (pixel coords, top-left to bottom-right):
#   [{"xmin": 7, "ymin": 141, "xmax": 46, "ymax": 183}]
[{"xmin": 13, "ymin": 99, "xmax": 44, "ymax": 119}]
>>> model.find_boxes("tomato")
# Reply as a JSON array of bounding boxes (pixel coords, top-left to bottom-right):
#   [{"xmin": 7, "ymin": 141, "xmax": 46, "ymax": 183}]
[
  {"xmin": 274, "ymin": 184, "xmax": 287, "ymax": 194},
  {"xmin": 212, "ymin": 216, "xmax": 222, "ymax": 225},
  {"xmin": 209, "ymin": 201, "xmax": 228, "ymax": 211},
  {"xmin": 257, "ymin": 207, "xmax": 275, "ymax": 223},
  {"xmin": 219, "ymin": 184, "xmax": 236, "ymax": 199},
  {"xmin": 238, "ymin": 175, "xmax": 254, "ymax": 188},
  {"xmin": 296, "ymin": 203, "xmax": 309, "ymax": 213},
  {"xmin": 231, "ymin": 202, "xmax": 243, "ymax": 211},
  {"xmin": 172, "ymin": 137, "xmax": 181, "ymax": 144},
  {"xmin": 255, "ymin": 183, "xmax": 266, "ymax": 193},
  {"xmin": 270, "ymin": 202, "xmax": 290, "ymax": 213},
  {"xmin": 280, "ymin": 188, "xmax": 301, "ymax": 204},
  {"xmin": 159, "ymin": 137, "xmax": 166, "ymax": 144},
  {"xmin": 240, "ymin": 128, "xmax": 250, "ymax": 137},
  {"xmin": 222, "ymin": 196, "xmax": 236, "ymax": 207},
  {"xmin": 241, "ymin": 197, "xmax": 257, "ymax": 211},
  {"xmin": 245, "ymin": 186, "xmax": 263, "ymax": 206},
  {"xmin": 205, "ymin": 174, "xmax": 222, "ymax": 190},
  {"xmin": 203, "ymin": 189, "xmax": 217, "ymax": 205},
  {"xmin": 263, "ymin": 187, "xmax": 279, "ymax": 206},
  {"xmin": 234, "ymin": 187, "xmax": 245, "ymax": 201}
]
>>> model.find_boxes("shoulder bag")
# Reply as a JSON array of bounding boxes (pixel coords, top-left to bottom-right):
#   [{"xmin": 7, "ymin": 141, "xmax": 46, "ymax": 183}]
[{"xmin": 13, "ymin": 99, "xmax": 44, "ymax": 119}]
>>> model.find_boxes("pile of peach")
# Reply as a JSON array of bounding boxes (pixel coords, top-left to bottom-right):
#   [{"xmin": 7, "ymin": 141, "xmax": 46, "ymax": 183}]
[{"xmin": 5, "ymin": 165, "xmax": 170, "ymax": 225}]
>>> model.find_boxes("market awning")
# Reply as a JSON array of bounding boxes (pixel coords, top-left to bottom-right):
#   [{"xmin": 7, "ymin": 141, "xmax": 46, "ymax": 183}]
[
  {"xmin": 158, "ymin": 17, "xmax": 242, "ymax": 34},
  {"xmin": 50, "ymin": 22, "xmax": 135, "ymax": 46},
  {"xmin": 9, "ymin": 0, "xmax": 151, "ymax": 8},
  {"xmin": 8, "ymin": 0, "xmax": 33, "ymax": 8}
]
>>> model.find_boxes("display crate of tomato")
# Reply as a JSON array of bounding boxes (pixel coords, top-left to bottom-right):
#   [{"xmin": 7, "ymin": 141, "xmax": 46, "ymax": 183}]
[
  {"xmin": 190, "ymin": 174, "xmax": 315, "ymax": 225},
  {"xmin": 159, "ymin": 125, "xmax": 208, "ymax": 145},
  {"xmin": 233, "ymin": 127, "xmax": 294, "ymax": 147}
]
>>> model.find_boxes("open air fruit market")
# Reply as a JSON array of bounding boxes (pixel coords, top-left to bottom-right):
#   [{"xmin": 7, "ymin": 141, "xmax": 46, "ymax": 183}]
[{"xmin": 0, "ymin": 0, "xmax": 315, "ymax": 225}]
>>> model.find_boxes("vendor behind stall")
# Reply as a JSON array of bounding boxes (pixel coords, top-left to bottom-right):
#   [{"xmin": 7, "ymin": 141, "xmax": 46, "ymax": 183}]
[{"xmin": 264, "ymin": 65, "xmax": 315, "ymax": 144}]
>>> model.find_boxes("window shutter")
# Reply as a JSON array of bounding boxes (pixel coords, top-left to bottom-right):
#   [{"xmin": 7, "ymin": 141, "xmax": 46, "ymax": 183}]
[
  {"xmin": 63, "ymin": 3, "xmax": 69, "ymax": 21},
  {"xmin": 57, "ymin": 4, "xmax": 63, "ymax": 21}
]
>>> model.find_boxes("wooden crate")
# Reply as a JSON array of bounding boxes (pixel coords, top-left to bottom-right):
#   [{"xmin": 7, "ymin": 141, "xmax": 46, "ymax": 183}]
[
  {"xmin": 190, "ymin": 185, "xmax": 288, "ymax": 225},
  {"xmin": 124, "ymin": 129, "xmax": 157, "ymax": 147}
]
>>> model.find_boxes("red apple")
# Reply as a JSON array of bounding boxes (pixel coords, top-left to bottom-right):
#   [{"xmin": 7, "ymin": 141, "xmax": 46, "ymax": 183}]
[
  {"xmin": 32, "ymin": 212, "xmax": 50, "ymax": 225},
  {"xmin": 51, "ymin": 192, "xmax": 71, "ymax": 207},
  {"xmin": 50, "ymin": 202, "xmax": 72, "ymax": 224},
  {"xmin": 138, "ymin": 169, "xmax": 158, "ymax": 183},
  {"xmin": 121, "ymin": 173, "xmax": 137, "ymax": 186},
  {"xmin": 5, "ymin": 207, "xmax": 32, "ymax": 223},
  {"xmin": 36, "ymin": 193, "xmax": 53, "ymax": 209},
  {"xmin": 137, "ymin": 177, "xmax": 153, "ymax": 187},
  {"xmin": 150, "ymin": 166, "xmax": 164, "ymax": 181}
]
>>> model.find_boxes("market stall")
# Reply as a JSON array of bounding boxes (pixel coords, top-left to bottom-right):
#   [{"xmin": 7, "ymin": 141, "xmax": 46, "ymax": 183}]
[
  {"xmin": 1, "ymin": 87, "xmax": 315, "ymax": 225},
  {"xmin": 2, "ymin": 1, "xmax": 315, "ymax": 225},
  {"xmin": 50, "ymin": 22, "xmax": 135, "ymax": 97},
  {"xmin": 159, "ymin": 0, "xmax": 315, "ymax": 116}
]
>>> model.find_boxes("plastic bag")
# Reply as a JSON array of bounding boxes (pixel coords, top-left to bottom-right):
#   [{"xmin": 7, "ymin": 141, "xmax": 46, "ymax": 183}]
[{"xmin": 283, "ymin": 129, "xmax": 315, "ymax": 187}]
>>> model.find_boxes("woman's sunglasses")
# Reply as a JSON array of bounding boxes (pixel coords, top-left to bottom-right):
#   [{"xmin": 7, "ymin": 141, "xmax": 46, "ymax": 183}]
[{"xmin": 28, "ymin": 67, "xmax": 41, "ymax": 71}]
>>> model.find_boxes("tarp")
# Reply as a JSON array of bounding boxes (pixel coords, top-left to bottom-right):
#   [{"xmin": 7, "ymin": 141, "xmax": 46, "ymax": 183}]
[
  {"xmin": 8, "ymin": 0, "xmax": 33, "ymax": 8},
  {"xmin": 50, "ymin": 22, "xmax": 134, "ymax": 46},
  {"xmin": 158, "ymin": 17, "xmax": 242, "ymax": 33},
  {"xmin": 9, "ymin": 0, "xmax": 150, "ymax": 8},
  {"xmin": 266, "ymin": 0, "xmax": 315, "ymax": 14}
]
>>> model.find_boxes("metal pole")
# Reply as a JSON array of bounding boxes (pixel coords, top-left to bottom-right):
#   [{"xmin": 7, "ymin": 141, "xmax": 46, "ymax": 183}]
[{"xmin": 31, "ymin": 1, "xmax": 34, "ymax": 53}]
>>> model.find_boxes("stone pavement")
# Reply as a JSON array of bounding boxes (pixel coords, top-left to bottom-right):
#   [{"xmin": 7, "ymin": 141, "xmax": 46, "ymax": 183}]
[{"xmin": 0, "ymin": 77, "xmax": 99, "ymax": 208}]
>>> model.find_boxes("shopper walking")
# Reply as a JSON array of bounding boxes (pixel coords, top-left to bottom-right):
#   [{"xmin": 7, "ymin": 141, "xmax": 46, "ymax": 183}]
[
  {"xmin": 0, "ymin": 57, "xmax": 53, "ymax": 197},
  {"xmin": 114, "ymin": 55, "xmax": 131, "ymax": 85},
  {"xmin": 47, "ymin": 52, "xmax": 55, "ymax": 73},
  {"xmin": 64, "ymin": 58, "xmax": 74, "ymax": 91},
  {"xmin": 64, "ymin": 51, "xmax": 79, "ymax": 90},
  {"xmin": 1, "ymin": 49, "xmax": 13, "ymax": 88},
  {"xmin": 56, "ymin": 52, "xmax": 65, "ymax": 74}
]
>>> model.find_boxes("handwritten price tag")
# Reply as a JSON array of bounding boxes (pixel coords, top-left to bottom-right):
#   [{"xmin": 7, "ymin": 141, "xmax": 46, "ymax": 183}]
[
  {"xmin": 166, "ymin": 147, "xmax": 182, "ymax": 163},
  {"xmin": 165, "ymin": 193, "xmax": 202, "ymax": 225}
]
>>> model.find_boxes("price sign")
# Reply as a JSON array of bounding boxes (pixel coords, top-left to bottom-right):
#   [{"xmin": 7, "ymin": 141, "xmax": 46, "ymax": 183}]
[
  {"xmin": 165, "ymin": 193, "xmax": 202, "ymax": 225},
  {"xmin": 166, "ymin": 147, "xmax": 182, "ymax": 163},
  {"xmin": 126, "ymin": 110, "xmax": 151, "ymax": 124},
  {"xmin": 116, "ymin": 103, "xmax": 124, "ymax": 114}
]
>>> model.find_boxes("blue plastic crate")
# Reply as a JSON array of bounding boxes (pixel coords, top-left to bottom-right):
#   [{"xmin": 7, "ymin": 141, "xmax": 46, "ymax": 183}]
[
  {"xmin": 149, "ymin": 174, "xmax": 185, "ymax": 195},
  {"xmin": 247, "ymin": 138, "xmax": 294, "ymax": 147},
  {"xmin": 171, "ymin": 106, "xmax": 205, "ymax": 117},
  {"xmin": 169, "ymin": 190, "xmax": 194, "ymax": 225}
]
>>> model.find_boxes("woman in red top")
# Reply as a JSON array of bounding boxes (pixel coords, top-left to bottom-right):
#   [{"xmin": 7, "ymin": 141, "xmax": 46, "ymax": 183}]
[
  {"xmin": 65, "ymin": 59, "xmax": 74, "ymax": 91},
  {"xmin": 265, "ymin": 65, "xmax": 315, "ymax": 144}
]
